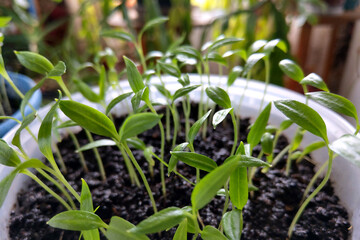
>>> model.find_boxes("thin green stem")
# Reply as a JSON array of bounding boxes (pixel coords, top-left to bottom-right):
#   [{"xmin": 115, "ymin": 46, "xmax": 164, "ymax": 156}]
[
  {"xmin": 288, "ymin": 149, "xmax": 334, "ymax": 238},
  {"xmin": 259, "ymin": 58, "xmax": 270, "ymax": 112},
  {"xmin": 53, "ymin": 143, "xmax": 67, "ymax": 173},
  {"xmin": 301, "ymin": 160, "xmax": 328, "ymax": 203},
  {"xmin": 68, "ymin": 131, "xmax": 88, "ymax": 172},
  {"xmin": 230, "ymin": 111, "xmax": 238, "ymax": 156},
  {"xmin": 24, "ymin": 170, "xmax": 72, "ymax": 211},
  {"xmin": 119, "ymin": 143, "xmax": 140, "ymax": 186},
  {"xmin": 122, "ymin": 143, "xmax": 158, "ymax": 213}
]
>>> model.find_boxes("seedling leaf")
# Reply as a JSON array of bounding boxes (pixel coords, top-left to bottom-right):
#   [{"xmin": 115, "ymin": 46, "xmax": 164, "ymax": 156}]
[
  {"xmin": 12, "ymin": 113, "xmax": 36, "ymax": 150},
  {"xmin": 173, "ymin": 218, "xmax": 187, "ymax": 240},
  {"xmin": 188, "ymin": 110, "xmax": 211, "ymax": 145},
  {"xmin": 229, "ymin": 167, "xmax": 248, "ymax": 209},
  {"xmin": 206, "ymin": 86, "xmax": 231, "ymax": 109},
  {"xmin": 60, "ymin": 100, "xmax": 119, "ymax": 140},
  {"xmin": 158, "ymin": 61, "xmax": 181, "ymax": 77},
  {"xmin": 168, "ymin": 142, "xmax": 189, "ymax": 175},
  {"xmin": 300, "ymin": 73, "xmax": 329, "ymax": 92},
  {"xmin": 247, "ymin": 103, "xmax": 271, "ymax": 149},
  {"xmin": 48, "ymin": 61, "xmax": 66, "ymax": 77},
  {"xmin": 129, "ymin": 207, "xmax": 187, "ymax": 234},
  {"xmin": 274, "ymin": 100, "xmax": 328, "ymax": 143},
  {"xmin": 213, "ymin": 108, "xmax": 232, "ymax": 129},
  {"xmin": 119, "ymin": 113, "xmax": 161, "ymax": 140},
  {"xmin": 124, "ymin": 56, "xmax": 145, "ymax": 93},
  {"xmin": 106, "ymin": 92, "xmax": 133, "ymax": 115},
  {"xmin": 223, "ymin": 209, "xmax": 242, "ymax": 240},
  {"xmin": 330, "ymin": 134, "xmax": 360, "ymax": 167},
  {"xmin": 171, "ymin": 151, "xmax": 217, "ymax": 172},
  {"xmin": 77, "ymin": 139, "xmax": 116, "ymax": 152},
  {"xmin": 201, "ymin": 226, "xmax": 228, "ymax": 240},
  {"xmin": 106, "ymin": 216, "xmax": 149, "ymax": 240},
  {"xmin": 101, "ymin": 30, "xmax": 135, "ymax": 42},
  {"xmin": 173, "ymin": 85, "xmax": 201, "ymax": 102},
  {"xmin": 47, "ymin": 210, "xmax": 106, "ymax": 231},
  {"xmin": 0, "ymin": 170, "xmax": 17, "ymax": 207},
  {"xmin": 74, "ymin": 79, "xmax": 100, "ymax": 103},
  {"xmin": 15, "ymin": 51, "xmax": 54, "ymax": 75},
  {"xmin": 139, "ymin": 17, "xmax": 168, "ymax": 38},
  {"xmin": 242, "ymin": 53, "xmax": 266, "ymax": 76},
  {"xmin": 279, "ymin": 59, "xmax": 304, "ymax": 82}
]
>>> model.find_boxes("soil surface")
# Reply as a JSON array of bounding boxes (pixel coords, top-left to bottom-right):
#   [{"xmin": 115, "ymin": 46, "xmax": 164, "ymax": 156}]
[{"xmin": 9, "ymin": 105, "xmax": 351, "ymax": 239}]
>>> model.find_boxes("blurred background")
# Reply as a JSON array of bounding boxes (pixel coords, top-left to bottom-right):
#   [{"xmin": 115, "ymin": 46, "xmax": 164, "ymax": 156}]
[{"xmin": 0, "ymin": 0, "xmax": 359, "ymax": 122}]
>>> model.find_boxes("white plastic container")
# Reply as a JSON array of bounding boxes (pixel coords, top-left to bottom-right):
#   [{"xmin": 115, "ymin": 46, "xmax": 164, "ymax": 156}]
[{"xmin": 1, "ymin": 75, "xmax": 359, "ymax": 239}]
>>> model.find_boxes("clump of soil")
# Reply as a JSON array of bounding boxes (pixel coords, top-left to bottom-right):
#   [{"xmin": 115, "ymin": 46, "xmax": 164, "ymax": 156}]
[{"xmin": 9, "ymin": 105, "xmax": 351, "ymax": 239}]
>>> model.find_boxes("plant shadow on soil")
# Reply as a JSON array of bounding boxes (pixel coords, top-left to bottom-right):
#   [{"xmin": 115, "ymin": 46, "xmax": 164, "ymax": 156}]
[{"xmin": 10, "ymin": 104, "xmax": 351, "ymax": 240}]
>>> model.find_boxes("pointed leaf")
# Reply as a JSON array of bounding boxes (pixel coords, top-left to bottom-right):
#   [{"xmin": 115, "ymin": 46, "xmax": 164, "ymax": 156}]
[
  {"xmin": 206, "ymin": 52, "xmax": 227, "ymax": 65},
  {"xmin": 38, "ymin": 100, "xmax": 60, "ymax": 162},
  {"xmin": 106, "ymin": 92, "xmax": 133, "ymax": 115},
  {"xmin": 300, "ymin": 73, "xmax": 329, "ymax": 92},
  {"xmin": 330, "ymin": 134, "xmax": 360, "ymax": 166},
  {"xmin": 139, "ymin": 17, "xmax": 169, "ymax": 37},
  {"xmin": 168, "ymin": 142, "xmax": 189, "ymax": 175},
  {"xmin": 124, "ymin": 56, "xmax": 145, "ymax": 93},
  {"xmin": 16, "ymin": 158, "xmax": 48, "ymax": 171},
  {"xmin": 274, "ymin": 100, "xmax": 328, "ymax": 143},
  {"xmin": 191, "ymin": 159, "xmax": 238, "ymax": 210},
  {"xmin": 206, "ymin": 86, "xmax": 231, "ymax": 109},
  {"xmin": 0, "ymin": 16, "xmax": 11, "ymax": 27},
  {"xmin": 77, "ymin": 140, "xmax": 117, "ymax": 153},
  {"xmin": 227, "ymin": 66, "xmax": 243, "ymax": 87},
  {"xmin": 263, "ymin": 39, "xmax": 287, "ymax": 55},
  {"xmin": 173, "ymin": 218, "xmax": 187, "ymax": 240},
  {"xmin": 279, "ymin": 119, "xmax": 293, "ymax": 132},
  {"xmin": 47, "ymin": 210, "xmax": 106, "ymax": 231},
  {"xmin": 307, "ymin": 92, "xmax": 359, "ymax": 123},
  {"xmin": 131, "ymin": 90, "xmax": 143, "ymax": 113},
  {"xmin": 188, "ymin": 110, "xmax": 211, "ymax": 145},
  {"xmin": 48, "ymin": 61, "xmax": 66, "ymax": 77},
  {"xmin": 153, "ymin": 84, "xmax": 172, "ymax": 99},
  {"xmin": 224, "ymin": 155, "xmax": 270, "ymax": 168},
  {"xmin": 158, "ymin": 61, "xmax": 181, "ymax": 77},
  {"xmin": 247, "ymin": 103, "xmax": 271, "ymax": 149},
  {"xmin": 208, "ymin": 37, "xmax": 243, "ymax": 52},
  {"xmin": 279, "ymin": 59, "xmax": 304, "ymax": 82},
  {"xmin": 59, "ymin": 100, "xmax": 119, "ymax": 140},
  {"xmin": 119, "ymin": 113, "xmax": 161, "ymax": 140},
  {"xmin": 0, "ymin": 170, "xmax": 17, "ymax": 207},
  {"xmin": 249, "ymin": 40, "xmax": 267, "ymax": 53},
  {"xmin": 229, "ymin": 167, "xmax": 248, "ymax": 210},
  {"xmin": 173, "ymin": 85, "xmax": 201, "ymax": 102},
  {"xmin": 80, "ymin": 179, "xmax": 94, "ymax": 212},
  {"xmin": 127, "ymin": 137, "xmax": 147, "ymax": 150},
  {"xmin": 56, "ymin": 120, "xmax": 78, "ymax": 129},
  {"xmin": 12, "ymin": 113, "xmax": 36, "ymax": 150},
  {"xmin": 242, "ymin": 53, "xmax": 266, "ymax": 76},
  {"xmin": 74, "ymin": 79, "xmax": 100, "ymax": 103},
  {"xmin": 98, "ymin": 66, "xmax": 107, "ymax": 100},
  {"xmin": 145, "ymin": 51, "xmax": 164, "ymax": 60},
  {"xmin": 15, "ymin": 51, "xmax": 54, "ymax": 75},
  {"xmin": 201, "ymin": 226, "xmax": 228, "ymax": 240},
  {"xmin": 105, "ymin": 216, "xmax": 149, "ymax": 240},
  {"xmin": 222, "ymin": 209, "xmax": 242, "ymax": 240},
  {"xmin": 101, "ymin": 30, "xmax": 135, "ymax": 42},
  {"xmin": 129, "ymin": 207, "xmax": 187, "ymax": 234},
  {"xmin": 213, "ymin": 108, "xmax": 232, "ymax": 129},
  {"xmin": 171, "ymin": 151, "xmax": 217, "ymax": 172}
]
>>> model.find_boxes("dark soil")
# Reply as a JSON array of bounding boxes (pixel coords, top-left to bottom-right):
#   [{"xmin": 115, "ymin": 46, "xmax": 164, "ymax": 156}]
[{"xmin": 9, "ymin": 104, "xmax": 351, "ymax": 240}]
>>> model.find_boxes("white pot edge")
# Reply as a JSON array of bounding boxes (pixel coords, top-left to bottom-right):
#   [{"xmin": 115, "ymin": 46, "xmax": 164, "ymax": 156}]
[{"xmin": 0, "ymin": 74, "xmax": 359, "ymax": 239}]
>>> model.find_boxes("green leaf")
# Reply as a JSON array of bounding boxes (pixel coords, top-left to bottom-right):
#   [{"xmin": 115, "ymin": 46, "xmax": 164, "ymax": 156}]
[
  {"xmin": 208, "ymin": 37, "xmax": 243, "ymax": 53},
  {"xmin": 300, "ymin": 73, "xmax": 329, "ymax": 92},
  {"xmin": 80, "ymin": 179, "xmax": 93, "ymax": 212},
  {"xmin": 0, "ymin": 170, "xmax": 17, "ymax": 207},
  {"xmin": 222, "ymin": 209, "xmax": 242, "ymax": 240},
  {"xmin": 274, "ymin": 100, "xmax": 328, "ymax": 143},
  {"xmin": 126, "ymin": 138, "xmax": 146, "ymax": 151},
  {"xmin": 119, "ymin": 113, "xmax": 161, "ymax": 141},
  {"xmin": 106, "ymin": 92, "xmax": 133, "ymax": 115},
  {"xmin": 16, "ymin": 158, "xmax": 48, "ymax": 171},
  {"xmin": 106, "ymin": 216, "xmax": 149, "ymax": 240},
  {"xmin": 98, "ymin": 66, "xmax": 107, "ymax": 100},
  {"xmin": 291, "ymin": 128, "xmax": 305, "ymax": 151},
  {"xmin": 247, "ymin": 103, "xmax": 271, "ymax": 150},
  {"xmin": 173, "ymin": 218, "xmax": 187, "ymax": 240},
  {"xmin": 235, "ymin": 141, "xmax": 246, "ymax": 156},
  {"xmin": 12, "ymin": 113, "xmax": 36, "ymax": 151},
  {"xmin": 279, "ymin": 59, "xmax": 304, "ymax": 82},
  {"xmin": 173, "ymin": 85, "xmax": 201, "ymax": 102},
  {"xmin": 279, "ymin": 119, "xmax": 293, "ymax": 132},
  {"xmin": 158, "ymin": 61, "xmax": 181, "ymax": 78},
  {"xmin": 145, "ymin": 51, "xmax": 164, "ymax": 60},
  {"xmin": 212, "ymin": 108, "xmax": 232, "ymax": 129},
  {"xmin": 74, "ymin": 79, "xmax": 100, "ymax": 103},
  {"xmin": 201, "ymin": 226, "xmax": 228, "ymax": 240},
  {"xmin": 0, "ymin": 55, "xmax": 11, "ymax": 82},
  {"xmin": 191, "ymin": 159, "xmax": 238, "ymax": 210},
  {"xmin": 206, "ymin": 86, "xmax": 231, "ymax": 109},
  {"xmin": 38, "ymin": 100, "xmax": 60, "ymax": 162},
  {"xmin": 129, "ymin": 207, "xmax": 187, "ymax": 234},
  {"xmin": 188, "ymin": 110, "xmax": 211, "ymax": 145},
  {"xmin": 249, "ymin": 39, "xmax": 267, "ymax": 53},
  {"xmin": 101, "ymin": 30, "xmax": 135, "ymax": 42},
  {"xmin": 124, "ymin": 56, "xmax": 145, "ymax": 93},
  {"xmin": 15, "ymin": 51, "xmax": 54, "ymax": 75},
  {"xmin": 59, "ymin": 100, "xmax": 119, "ymax": 140},
  {"xmin": 307, "ymin": 92, "xmax": 359, "ymax": 123},
  {"xmin": 178, "ymin": 74, "xmax": 190, "ymax": 87},
  {"xmin": 172, "ymin": 46, "xmax": 201, "ymax": 60},
  {"xmin": 0, "ymin": 16, "xmax": 11, "ymax": 27},
  {"xmin": 242, "ymin": 53, "xmax": 266, "ymax": 76},
  {"xmin": 48, "ymin": 61, "xmax": 66, "ymax": 77},
  {"xmin": 153, "ymin": 84, "xmax": 172, "ymax": 99},
  {"xmin": 56, "ymin": 120, "xmax": 78, "ymax": 129},
  {"xmin": 297, "ymin": 141, "xmax": 326, "ymax": 161},
  {"xmin": 263, "ymin": 39, "xmax": 287, "ymax": 55},
  {"xmin": 227, "ymin": 66, "xmax": 243, "ymax": 87},
  {"xmin": 131, "ymin": 90, "xmax": 143, "ymax": 113},
  {"xmin": 229, "ymin": 167, "xmax": 247, "ymax": 209},
  {"xmin": 170, "ymin": 151, "xmax": 217, "ymax": 172},
  {"xmin": 330, "ymin": 134, "xmax": 360, "ymax": 167},
  {"xmin": 206, "ymin": 52, "xmax": 227, "ymax": 65},
  {"xmin": 224, "ymin": 155, "xmax": 271, "ymax": 168},
  {"xmin": 48, "ymin": 210, "xmax": 106, "ymax": 231},
  {"xmin": 261, "ymin": 132, "xmax": 274, "ymax": 155},
  {"xmin": 20, "ymin": 78, "xmax": 45, "ymax": 116},
  {"xmin": 168, "ymin": 142, "xmax": 189, "ymax": 175},
  {"xmin": 139, "ymin": 17, "xmax": 169, "ymax": 38}
]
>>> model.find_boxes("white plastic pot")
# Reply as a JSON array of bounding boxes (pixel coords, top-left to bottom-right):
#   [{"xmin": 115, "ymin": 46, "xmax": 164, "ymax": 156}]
[{"xmin": 1, "ymin": 75, "xmax": 359, "ymax": 239}]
